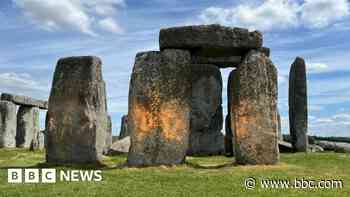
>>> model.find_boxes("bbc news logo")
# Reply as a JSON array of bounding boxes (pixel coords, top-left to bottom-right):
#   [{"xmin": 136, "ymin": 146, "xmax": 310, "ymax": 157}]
[{"xmin": 8, "ymin": 169, "xmax": 102, "ymax": 183}]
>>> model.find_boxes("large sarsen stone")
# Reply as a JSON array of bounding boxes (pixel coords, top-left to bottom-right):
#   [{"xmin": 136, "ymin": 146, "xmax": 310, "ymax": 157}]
[
  {"xmin": 0, "ymin": 101, "xmax": 16, "ymax": 148},
  {"xmin": 187, "ymin": 64, "xmax": 224, "ymax": 155},
  {"xmin": 46, "ymin": 56, "xmax": 108, "ymax": 164},
  {"xmin": 289, "ymin": 57, "xmax": 308, "ymax": 152},
  {"xmin": 160, "ymin": 24, "xmax": 262, "ymax": 57},
  {"xmin": 127, "ymin": 50, "xmax": 192, "ymax": 166},
  {"xmin": 16, "ymin": 106, "xmax": 39, "ymax": 148},
  {"xmin": 231, "ymin": 50, "xmax": 279, "ymax": 165}
]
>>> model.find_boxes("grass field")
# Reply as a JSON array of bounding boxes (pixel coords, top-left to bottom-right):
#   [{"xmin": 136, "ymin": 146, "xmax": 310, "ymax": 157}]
[{"xmin": 0, "ymin": 149, "xmax": 348, "ymax": 197}]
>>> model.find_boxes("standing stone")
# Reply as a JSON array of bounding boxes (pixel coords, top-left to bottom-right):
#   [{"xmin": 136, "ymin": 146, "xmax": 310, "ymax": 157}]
[
  {"xmin": 0, "ymin": 101, "xmax": 16, "ymax": 148},
  {"xmin": 38, "ymin": 130, "xmax": 45, "ymax": 150},
  {"xmin": 187, "ymin": 64, "xmax": 224, "ymax": 155},
  {"xmin": 127, "ymin": 49, "xmax": 192, "ymax": 166},
  {"xmin": 289, "ymin": 57, "xmax": 308, "ymax": 152},
  {"xmin": 30, "ymin": 130, "xmax": 45, "ymax": 151},
  {"xmin": 224, "ymin": 115, "xmax": 233, "ymax": 157},
  {"xmin": 103, "ymin": 115, "xmax": 112, "ymax": 154},
  {"xmin": 230, "ymin": 50, "xmax": 279, "ymax": 165},
  {"xmin": 225, "ymin": 69, "xmax": 237, "ymax": 157},
  {"xmin": 119, "ymin": 115, "xmax": 129, "ymax": 139},
  {"xmin": 16, "ymin": 106, "xmax": 39, "ymax": 148},
  {"xmin": 46, "ymin": 56, "xmax": 108, "ymax": 164}
]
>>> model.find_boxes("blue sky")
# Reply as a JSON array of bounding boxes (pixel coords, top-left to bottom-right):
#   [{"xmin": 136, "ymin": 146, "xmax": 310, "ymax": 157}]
[{"xmin": 0, "ymin": 0, "xmax": 349, "ymax": 137}]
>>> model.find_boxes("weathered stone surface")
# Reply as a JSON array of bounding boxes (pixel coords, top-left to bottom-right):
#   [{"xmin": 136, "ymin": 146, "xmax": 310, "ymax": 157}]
[
  {"xmin": 16, "ymin": 106, "xmax": 39, "ymax": 148},
  {"xmin": 46, "ymin": 56, "xmax": 108, "ymax": 164},
  {"xmin": 160, "ymin": 24, "xmax": 263, "ymax": 57},
  {"xmin": 224, "ymin": 115, "xmax": 234, "ymax": 157},
  {"xmin": 316, "ymin": 141, "xmax": 350, "ymax": 153},
  {"xmin": 289, "ymin": 57, "xmax": 308, "ymax": 152},
  {"xmin": 231, "ymin": 50, "xmax": 279, "ymax": 165},
  {"xmin": 258, "ymin": 47, "xmax": 270, "ymax": 57},
  {"xmin": 119, "ymin": 115, "xmax": 129, "ymax": 139},
  {"xmin": 1, "ymin": 93, "xmax": 48, "ymax": 109},
  {"xmin": 127, "ymin": 50, "xmax": 192, "ymax": 166},
  {"xmin": 30, "ymin": 130, "xmax": 45, "ymax": 151},
  {"xmin": 38, "ymin": 130, "xmax": 45, "ymax": 150},
  {"xmin": 187, "ymin": 64, "xmax": 224, "ymax": 155},
  {"xmin": 108, "ymin": 136, "xmax": 130, "ymax": 155},
  {"xmin": 103, "ymin": 115, "xmax": 112, "ymax": 154},
  {"xmin": 0, "ymin": 101, "xmax": 16, "ymax": 148}
]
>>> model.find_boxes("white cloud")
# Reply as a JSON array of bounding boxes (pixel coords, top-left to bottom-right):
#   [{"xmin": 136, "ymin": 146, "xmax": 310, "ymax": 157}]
[
  {"xmin": 309, "ymin": 113, "xmax": 350, "ymax": 136},
  {"xmin": 198, "ymin": 0, "xmax": 349, "ymax": 31},
  {"xmin": 13, "ymin": 0, "xmax": 95, "ymax": 35},
  {"xmin": 85, "ymin": 0, "xmax": 125, "ymax": 16},
  {"xmin": 13, "ymin": 0, "xmax": 125, "ymax": 35},
  {"xmin": 306, "ymin": 62, "xmax": 329, "ymax": 73},
  {"xmin": 0, "ymin": 72, "xmax": 49, "ymax": 99},
  {"xmin": 98, "ymin": 17, "xmax": 123, "ymax": 34},
  {"xmin": 301, "ymin": 0, "xmax": 349, "ymax": 28},
  {"xmin": 199, "ymin": 0, "xmax": 299, "ymax": 31}
]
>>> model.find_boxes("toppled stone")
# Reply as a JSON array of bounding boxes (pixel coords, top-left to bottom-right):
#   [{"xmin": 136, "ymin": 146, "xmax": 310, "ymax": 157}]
[
  {"xmin": 46, "ymin": 56, "xmax": 108, "ymax": 164},
  {"xmin": 1, "ymin": 93, "xmax": 48, "ymax": 109},
  {"xmin": 231, "ymin": 50, "xmax": 279, "ymax": 165},
  {"xmin": 0, "ymin": 101, "xmax": 16, "ymax": 148},
  {"xmin": 160, "ymin": 24, "xmax": 262, "ymax": 57},
  {"xmin": 127, "ymin": 49, "xmax": 192, "ymax": 166},
  {"xmin": 108, "ymin": 136, "xmax": 130, "ymax": 155},
  {"xmin": 316, "ymin": 141, "xmax": 350, "ymax": 153},
  {"xmin": 278, "ymin": 140, "xmax": 293, "ymax": 153},
  {"xmin": 308, "ymin": 144, "xmax": 324, "ymax": 152},
  {"xmin": 187, "ymin": 64, "xmax": 224, "ymax": 155},
  {"xmin": 289, "ymin": 57, "xmax": 308, "ymax": 152},
  {"xmin": 119, "ymin": 115, "xmax": 129, "ymax": 139},
  {"xmin": 16, "ymin": 106, "xmax": 39, "ymax": 148}
]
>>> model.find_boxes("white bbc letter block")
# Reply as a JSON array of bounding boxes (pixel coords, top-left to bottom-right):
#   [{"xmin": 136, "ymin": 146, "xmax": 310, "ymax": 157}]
[
  {"xmin": 25, "ymin": 169, "xmax": 39, "ymax": 183},
  {"xmin": 41, "ymin": 169, "xmax": 56, "ymax": 183},
  {"xmin": 8, "ymin": 169, "xmax": 22, "ymax": 183}
]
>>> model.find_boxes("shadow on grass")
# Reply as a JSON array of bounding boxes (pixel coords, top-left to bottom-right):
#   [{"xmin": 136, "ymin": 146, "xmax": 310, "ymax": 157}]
[{"xmin": 185, "ymin": 161, "xmax": 236, "ymax": 169}]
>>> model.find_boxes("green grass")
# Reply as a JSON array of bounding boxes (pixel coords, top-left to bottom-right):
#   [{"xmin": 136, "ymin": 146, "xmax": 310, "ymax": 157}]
[{"xmin": 0, "ymin": 149, "xmax": 349, "ymax": 197}]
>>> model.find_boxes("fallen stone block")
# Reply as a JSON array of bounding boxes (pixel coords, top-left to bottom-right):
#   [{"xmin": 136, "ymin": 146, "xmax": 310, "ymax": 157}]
[{"xmin": 107, "ymin": 136, "xmax": 130, "ymax": 155}]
